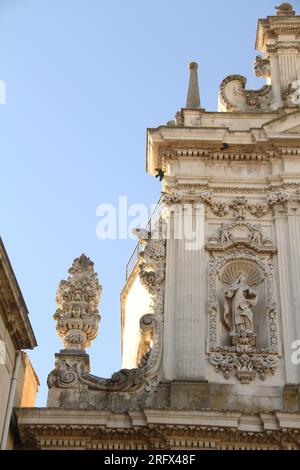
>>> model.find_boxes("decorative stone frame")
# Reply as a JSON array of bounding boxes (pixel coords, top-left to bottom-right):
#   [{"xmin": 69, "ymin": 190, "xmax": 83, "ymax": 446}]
[{"xmin": 206, "ymin": 222, "xmax": 280, "ymax": 384}]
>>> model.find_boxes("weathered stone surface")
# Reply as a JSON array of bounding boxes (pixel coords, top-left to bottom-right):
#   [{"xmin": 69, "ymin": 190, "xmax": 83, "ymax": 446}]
[{"xmin": 15, "ymin": 4, "xmax": 300, "ymax": 450}]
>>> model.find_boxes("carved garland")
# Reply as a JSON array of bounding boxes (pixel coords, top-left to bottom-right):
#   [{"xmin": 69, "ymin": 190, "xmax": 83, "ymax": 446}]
[{"xmin": 162, "ymin": 190, "xmax": 292, "ymax": 218}]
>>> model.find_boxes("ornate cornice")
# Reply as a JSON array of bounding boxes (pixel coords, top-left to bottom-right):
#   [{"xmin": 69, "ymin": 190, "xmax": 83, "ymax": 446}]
[
  {"xmin": 17, "ymin": 419, "xmax": 300, "ymax": 450},
  {"xmin": 160, "ymin": 144, "xmax": 282, "ymax": 163},
  {"xmin": 165, "ymin": 183, "xmax": 300, "ymax": 194},
  {"xmin": 0, "ymin": 238, "xmax": 36, "ymax": 350}
]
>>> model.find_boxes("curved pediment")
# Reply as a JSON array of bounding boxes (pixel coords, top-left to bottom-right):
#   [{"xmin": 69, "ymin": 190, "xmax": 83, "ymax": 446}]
[
  {"xmin": 218, "ymin": 75, "xmax": 273, "ymax": 113},
  {"xmin": 262, "ymin": 110, "xmax": 300, "ymax": 138}
]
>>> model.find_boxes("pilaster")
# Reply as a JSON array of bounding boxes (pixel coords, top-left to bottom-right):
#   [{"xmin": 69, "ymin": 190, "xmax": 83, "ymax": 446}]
[
  {"xmin": 173, "ymin": 203, "xmax": 205, "ymax": 380},
  {"xmin": 287, "ymin": 201, "xmax": 300, "ymax": 379},
  {"xmin": 274, "ymin": 207, "xmax": 298, "ymax": 384}
]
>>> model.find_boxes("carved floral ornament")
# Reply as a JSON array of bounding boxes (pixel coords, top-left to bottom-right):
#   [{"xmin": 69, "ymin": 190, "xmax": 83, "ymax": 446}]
[
  {"xmin": 54, "ymin": 254, "xmax": 102, "ymax": 350},
  {"xmin": 162, "ymin": 190, "xmax": 292, "ymax": 218},
  {"xmin": 206, "ymin": 220, "xmax": 280, "ymax": 384}
]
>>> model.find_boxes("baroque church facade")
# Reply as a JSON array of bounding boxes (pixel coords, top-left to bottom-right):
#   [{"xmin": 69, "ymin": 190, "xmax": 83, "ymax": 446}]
[{"xmin": 16, "ymin": 3, "xmax": 300, "ymax": 450}]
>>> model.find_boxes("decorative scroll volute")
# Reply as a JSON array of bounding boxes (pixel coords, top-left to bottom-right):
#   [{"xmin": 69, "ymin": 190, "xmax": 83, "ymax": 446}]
[
  {"xmin": 54, "ymin": 254, "xmax": 102, "ymax": 350},
  {"xmin": 218, "ymin": 75, "xmax": 272, "ymax": 112},
  {"xmin": 133, "ymin": 225, "xmax": 166, "ymax": 315}
]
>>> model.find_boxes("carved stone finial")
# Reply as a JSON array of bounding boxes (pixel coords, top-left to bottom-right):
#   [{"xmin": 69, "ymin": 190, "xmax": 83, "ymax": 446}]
[
  {"xmin": 254, "ymin": 55, "xmax": 270, "ymax": 79},
  {"xmin": 54, "ymin": 254, "xmax": 102, "ymax": 350},
  {"xmin": 186, "ymin": 61, "xmax": 201, "ymax": 109},
  {"xmin": 275, "ymin": 3, "xmax": 295, "ymax": 16},
  {"xmin": 282, "ymin": 83, "xmax": 299, "ymax": 108}
]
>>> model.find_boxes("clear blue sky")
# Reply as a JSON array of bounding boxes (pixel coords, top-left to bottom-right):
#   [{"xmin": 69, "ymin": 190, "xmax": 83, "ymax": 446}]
[{"xmin": 0, "ymin": 0, "xmax": 296, "ymax": 406}]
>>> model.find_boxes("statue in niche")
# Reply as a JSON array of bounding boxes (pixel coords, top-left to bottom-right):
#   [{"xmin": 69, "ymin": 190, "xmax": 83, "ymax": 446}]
[{"xmin": 224, "ymin": 273, "xmax": 258, "ymax": 337}]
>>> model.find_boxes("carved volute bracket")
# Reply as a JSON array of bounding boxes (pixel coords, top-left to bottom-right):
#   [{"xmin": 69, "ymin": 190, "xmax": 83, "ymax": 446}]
[
  {"xmin": 47, "ymin": 313, "xmax": 163, "ymax": 396},
  {"xmin": 218, "ymin": 75, "xmax": 273, "ymax": 112},
  {"xmin": 133, "ymin": 224, "xmax": 166, "ymax": 316},
  {"xmin": 48, "ymin": 254, "xmax": 164, "ymax": 405}
]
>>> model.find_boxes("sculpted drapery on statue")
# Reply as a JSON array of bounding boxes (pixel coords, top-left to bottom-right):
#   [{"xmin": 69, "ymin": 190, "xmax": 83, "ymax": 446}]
[{"xmin": 224, "ymin": 274, "xmax": 258, "ymax": 336}]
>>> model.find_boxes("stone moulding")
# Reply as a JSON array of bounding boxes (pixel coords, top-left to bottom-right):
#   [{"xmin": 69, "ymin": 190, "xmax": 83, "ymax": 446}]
[
  {"xmin": 206, "ymin": 220, "xmax": 280, "ymax": 384},
  {"xmin": 17, "ymin": 420, "xmax": 300, "ymax": 450},
  {"xmin": 133, "ymin": 227, "xmax": 166, "ymax": 316},
  {"xmin": 164, "ymin": 183, "xmax": 300, "ymax": 195}
]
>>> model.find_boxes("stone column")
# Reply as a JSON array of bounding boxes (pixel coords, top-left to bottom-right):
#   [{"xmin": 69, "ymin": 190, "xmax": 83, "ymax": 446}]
[
  {"xmin": 172, "ymin": 203, "xmax": 206, "ymax": 380},
  {"xmin": 274, "ymin": 207, "xmax": 298, "ymax": 384}
]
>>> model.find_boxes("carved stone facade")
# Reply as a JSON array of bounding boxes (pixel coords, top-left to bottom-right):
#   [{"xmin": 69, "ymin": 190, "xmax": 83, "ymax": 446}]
[{"xmin": 16, "ymin": 4, "xmax": 300, "ymax": 450}]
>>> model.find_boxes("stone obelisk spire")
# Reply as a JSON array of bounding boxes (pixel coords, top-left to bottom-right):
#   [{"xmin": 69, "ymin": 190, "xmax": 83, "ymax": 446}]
[{"xmin": 186, "ymin": 62, "xmax": 201, "ymax": 108}]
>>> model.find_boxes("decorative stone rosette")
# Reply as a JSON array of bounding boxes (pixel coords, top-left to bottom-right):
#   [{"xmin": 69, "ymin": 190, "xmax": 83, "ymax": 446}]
[{"xmin": 54, "ymin": 254, "xmax": 102, "ymax": 350}]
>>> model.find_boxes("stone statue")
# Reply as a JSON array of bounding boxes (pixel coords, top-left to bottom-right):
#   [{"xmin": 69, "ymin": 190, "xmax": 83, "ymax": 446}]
[{"xmin": 224, "ymin": 274, "xmax": 258, "ymax": 336}]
